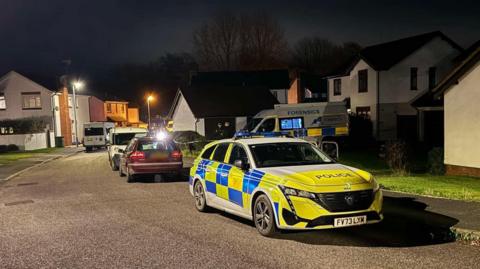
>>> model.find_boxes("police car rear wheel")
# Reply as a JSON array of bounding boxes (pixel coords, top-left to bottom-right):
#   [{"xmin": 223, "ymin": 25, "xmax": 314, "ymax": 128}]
[
  {"xmin": 254, "ymin": 195, "xmax": 278, "ymax": 237},
  {"xmin": 194, "ymin": 181, "xmax": 208, "ymax": 212}
]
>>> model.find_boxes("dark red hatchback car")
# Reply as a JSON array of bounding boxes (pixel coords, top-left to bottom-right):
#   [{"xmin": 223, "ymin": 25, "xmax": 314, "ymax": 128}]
[{"xmin": 118, "ymin": 137, "xmax": 183, "ymax": 182}]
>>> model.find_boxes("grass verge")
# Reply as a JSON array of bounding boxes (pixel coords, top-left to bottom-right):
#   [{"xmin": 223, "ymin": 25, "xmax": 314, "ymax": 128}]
[{"xmin": 0, "ymin": 148, "xmax": 60, "ymax": 164}]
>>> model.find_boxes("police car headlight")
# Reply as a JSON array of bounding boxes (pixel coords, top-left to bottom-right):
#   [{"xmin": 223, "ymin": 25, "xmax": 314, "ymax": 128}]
[{"xmin": 279, "ymin": 185, "xmax": 316, "ymax": 199}]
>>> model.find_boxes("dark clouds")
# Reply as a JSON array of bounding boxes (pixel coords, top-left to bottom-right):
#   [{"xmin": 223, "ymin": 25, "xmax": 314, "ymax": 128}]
[{"xmin": 1, "ymin": 0, "xmax": 479, "ymax": 77}]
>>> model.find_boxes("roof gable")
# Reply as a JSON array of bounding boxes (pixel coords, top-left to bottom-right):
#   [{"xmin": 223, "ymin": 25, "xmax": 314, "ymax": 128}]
[
  {"xmin": 0, "ymin": 71, "xmax": 52, "ymax": 94},
  {"xmin": 359, "ymin": 31, "xmax": 462, "ymax": 71}
]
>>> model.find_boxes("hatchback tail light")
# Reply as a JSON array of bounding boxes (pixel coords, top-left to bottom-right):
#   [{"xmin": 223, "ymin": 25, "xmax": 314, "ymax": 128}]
[
  {"xmin": 170, "ymin": 150, "xmax": 182, "ymax": 160},
  {"xmin": 129, "ymin": 151, "xmax": 145, "ymax": 162}
]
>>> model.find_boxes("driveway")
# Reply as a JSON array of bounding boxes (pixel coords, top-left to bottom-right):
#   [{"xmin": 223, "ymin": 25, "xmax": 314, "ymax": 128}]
[{"xmin": 0, "ymin": 151, "xmax": 478, "ymax": 268}]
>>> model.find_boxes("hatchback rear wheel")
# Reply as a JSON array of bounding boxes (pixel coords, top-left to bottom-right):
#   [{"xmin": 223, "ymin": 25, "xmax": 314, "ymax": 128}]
[{"xmin": 253, "ymin": 194, "xmax": 278, "ymax": 237}]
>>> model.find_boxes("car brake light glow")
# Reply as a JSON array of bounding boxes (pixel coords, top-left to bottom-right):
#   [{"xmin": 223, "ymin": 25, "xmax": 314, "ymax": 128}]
[
  {"xmin": 170, "ymin": 150, "xmax": 182, "ymax": 159},
  {"xmin": 130, "ymin": 151, "xmax": 145, "ymax": 162}
]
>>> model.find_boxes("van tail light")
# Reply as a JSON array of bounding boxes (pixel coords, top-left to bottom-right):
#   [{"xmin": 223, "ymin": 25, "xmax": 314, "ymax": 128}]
[
  {"xmin": 129, "ymin": 151, "xmax": 145, "ymax": 162},
  {"xmin": 170, "ymin": 150, "xmax": 182, "ymax": 160}
]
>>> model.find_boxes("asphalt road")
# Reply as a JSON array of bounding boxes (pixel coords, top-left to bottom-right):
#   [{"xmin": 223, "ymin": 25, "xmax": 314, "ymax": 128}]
[{"xmin": 0, "ymin": 151, "xmax": 478, "ymax": 268}]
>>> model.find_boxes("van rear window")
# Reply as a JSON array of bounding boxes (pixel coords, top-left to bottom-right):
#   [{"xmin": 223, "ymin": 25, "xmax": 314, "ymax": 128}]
[{"xmin": 85, "ymin": 128, "xmax": 104, "ymax": 136}]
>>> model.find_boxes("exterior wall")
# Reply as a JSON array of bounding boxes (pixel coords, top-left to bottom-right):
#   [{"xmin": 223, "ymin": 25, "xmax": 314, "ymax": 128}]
[
  {"xmin": 287, "ymin": 78, "xmax": 301, "ymax": 104},
  {"xmin": 127, "ymin": 108, "xmax": 139, "ymax": 123},
  {"xmin": 235, "ymin": 117, "xmax": 248, "ymax": 131},
  {"xmin": 328, "ymin": 75, "xmax": 351, "ymax": 103},
  {"xmin": 444, "ymin": 61, "xmax": 480, "ymax": 170},
  {"xmin": 172, "ymin": 93, "xmax": 202, "ymax": 135},
  {"xmin": 0, "ymin": 132, "xmax": 49, "ymax": 150},
  {"xmin": 89, "ymin": 96, "xmax": 106, "ymax": 122},
  {"xmin": 270, "ymin": 89, "xmax": 288, "ymax": 104},
  {"xmin": 68, "ymin": 94, "xmax": 90, "ymax": 143},
  {"xmin": 0, "ymin": 72, "xmax": 53, "ymax": 124}
]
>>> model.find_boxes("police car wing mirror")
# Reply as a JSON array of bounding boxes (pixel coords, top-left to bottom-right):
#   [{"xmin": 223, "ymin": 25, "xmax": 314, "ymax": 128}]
[
  {"xmin": 234, "ymin": 159, "xmax": 250, "ymax": 171},
  {"xmin": 321, "ymin": 141, "xmax": 339, "ymax": 160}
]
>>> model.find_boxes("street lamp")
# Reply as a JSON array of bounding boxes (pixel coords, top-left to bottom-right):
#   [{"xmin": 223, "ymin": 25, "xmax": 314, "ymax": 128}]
[
  {"xmin": 147, "ymin": 95, "xmax": 154, "ymax": 129},
  {"xmin": 72, "ymin": 81, "xmax": 84, "ymax": 147}
]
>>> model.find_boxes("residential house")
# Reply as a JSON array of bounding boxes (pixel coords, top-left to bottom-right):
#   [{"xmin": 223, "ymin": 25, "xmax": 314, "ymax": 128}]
[
  {"xmin": 288, "ymin": 72, "xmax": 329, "ymax": 104},
  {"xmin": 168, "ymin": 86, "xmax": 278, "ymax": 139},
  {"xmin": 326, "ymin": 31, "xmax": 462, "ymax": 140},
  {"xmin": 414, "ymin": 41, "xmax": 480, "ymax": 177},
  {"xmin": 0, "ymin": 71, "xmax": 53, "ymax": 126},
  {"xmin": 190, "ymin": 69, "xmax": 290, "ymax": 104},
  {"xmin": 104, "ymin": 100, "xmax": 128, "ymax": 125}
]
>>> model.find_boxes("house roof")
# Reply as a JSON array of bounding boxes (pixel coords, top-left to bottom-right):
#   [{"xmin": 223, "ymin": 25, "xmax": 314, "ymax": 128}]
[
  {"xmin": 190, "ymin": 69, "xmax": 290, "ymax": 89},
  {"xmin": 328, "ymin": 31, "xmax": 462, "ymax": 77},
  {"xmin": 0, "ymin": 71, "xmax": 53, "ymax": 94},
  {"xmin": 173, "ymin": 86, "xmax": 278, "ymax": 118},
  {"xmin": 412, "ymin": 41, "xmax": 480, "ymax": 107}
]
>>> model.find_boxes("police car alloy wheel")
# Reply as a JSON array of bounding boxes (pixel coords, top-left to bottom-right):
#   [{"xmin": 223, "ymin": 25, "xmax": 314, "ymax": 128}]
[
  {"xmin": 254, "ymin": 195, "xmax": 278, "ymax": 236},
  {"xmin": 194, "ymin": 181, "xmax": 208, "ymax": 212}
]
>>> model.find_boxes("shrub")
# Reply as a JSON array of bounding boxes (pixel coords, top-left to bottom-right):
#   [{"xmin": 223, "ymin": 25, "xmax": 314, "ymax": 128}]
[
  {"xmin": 6, "ymin": 144, "xmax": 19, "ymax": 152},
  {"xmin": 0, "ymin": 145, "xmax": 7, "ymax": 153},
  {"xmin": 385, "ymin": 140, "xmax": 409, "ymax": 175},
  {"xmin": 0, "ymin": 116, "xmax": 51, "ymax": 134},
  {"xmin": 427, "ymin": 147, "xmax": 445, "ymax": 175}
]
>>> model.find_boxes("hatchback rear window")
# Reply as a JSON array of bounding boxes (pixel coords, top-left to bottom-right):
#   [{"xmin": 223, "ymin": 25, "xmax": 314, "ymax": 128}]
[
  {"xmin": 85, "ymin": 127, "xmax": 104, "ymax": 136},
  {"xmin": 137, "ymin": 140, "xmax": 177, "ymax": 152}
]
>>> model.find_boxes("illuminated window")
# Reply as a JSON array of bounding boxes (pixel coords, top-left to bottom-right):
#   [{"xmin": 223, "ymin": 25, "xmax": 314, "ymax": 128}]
[
  {"xmin": 106, "ymin": 103, "xmax": 112, "ymax": 113},
  {"xmin": 22, "ymin": 93, "xmax": 41, "ymax": 109}
]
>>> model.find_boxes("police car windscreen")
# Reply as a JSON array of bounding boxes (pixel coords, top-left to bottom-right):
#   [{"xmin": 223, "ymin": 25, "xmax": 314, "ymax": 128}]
[{"xmin": 249, "ymin": 143, "xmax": 332, "ymax": 168}]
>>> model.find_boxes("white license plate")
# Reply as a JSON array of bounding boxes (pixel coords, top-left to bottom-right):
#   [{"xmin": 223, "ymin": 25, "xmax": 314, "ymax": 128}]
[{"xmin": 334, "ymin": 215, "xmax": 367, "ymax": 227}]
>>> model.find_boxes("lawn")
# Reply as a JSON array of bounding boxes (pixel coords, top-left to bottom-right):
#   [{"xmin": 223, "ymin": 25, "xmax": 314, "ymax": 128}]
[
  {"xmin": 339, "ymin": 150, "xmax": 480, "ymax": 202},
  {"xmin": 0, "ymin": 148, "xmax": 60, "ymax": 164}
]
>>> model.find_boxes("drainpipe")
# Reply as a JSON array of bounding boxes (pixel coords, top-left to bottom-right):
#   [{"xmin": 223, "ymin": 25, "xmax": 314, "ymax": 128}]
[{"xmin": 377, "ymin": 71, "xmax": 380, "ymax": 139}]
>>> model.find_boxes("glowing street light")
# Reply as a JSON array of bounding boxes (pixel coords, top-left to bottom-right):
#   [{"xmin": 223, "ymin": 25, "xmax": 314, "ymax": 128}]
[
  {"xmin": 147, "ymin": 95, "xmax": 154, "ymax": 129},
  {"xmin": 72, "ymin": 80, "xmax": 84, "ymax": 147}
]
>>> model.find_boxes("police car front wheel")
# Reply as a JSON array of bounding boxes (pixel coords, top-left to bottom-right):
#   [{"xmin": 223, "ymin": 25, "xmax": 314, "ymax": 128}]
[
  {"xmin": 253, "ymin": 195, "xmax": 278, "ymax": 237},
  {"xmin": 194, "ymin": 181, "xmax": 208, "ymax": 212}
]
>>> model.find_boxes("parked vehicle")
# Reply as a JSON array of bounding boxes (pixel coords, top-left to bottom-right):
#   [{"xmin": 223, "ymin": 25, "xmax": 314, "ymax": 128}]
[
  {"xmin": 83, "ymin": 122, "xmax": 115, "ymax": 152},
  {"xmin": 119, "ymin": 137, "xmax": 183, "ymax": 182},
  {"xmin": 107, "ymin": 127, "xmax": 148, "ymax": 171},
  {"xmin": 245, "ymin": 102, "xmax": 349, "ymax": 144},
  {"xmin": 189, "ymin": 134, "xmax": 382, "ymax": 236}
]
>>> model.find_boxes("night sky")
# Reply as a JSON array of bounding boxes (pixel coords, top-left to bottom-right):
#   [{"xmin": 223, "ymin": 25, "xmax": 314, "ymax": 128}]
[{"xmin": 1, "ymin": 0, "xmax": 479, "ymax": 86}]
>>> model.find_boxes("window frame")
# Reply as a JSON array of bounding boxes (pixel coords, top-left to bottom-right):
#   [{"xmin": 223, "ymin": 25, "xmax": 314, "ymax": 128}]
[
  {"xmin": 428, "ymin": 66, "xmax": 437, "ymax": 90},
  {"xmin": 21, "ymin": 92, "xmax": 42, "ymax": 110},
  {"xmin": 333, "ymin": 79, "xmax": 342, "ymax": 96},
  {"xmin": 228, "ymin": 143, "xmax": 249, "ymax": 165},
  {"xmin": 358, "ymin": 69, "xmax": 368, "ymax": 93}
]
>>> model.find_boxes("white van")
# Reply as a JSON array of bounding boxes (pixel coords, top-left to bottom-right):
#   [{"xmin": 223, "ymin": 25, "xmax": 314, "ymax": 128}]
[
  {"xmin": 246, "ymin": 102, "xmax": 349, "ymax": 143},
  {"xmin": 83, "ymin": 122, "xmax": 115, "ymax": 152},
  {"xmin": 107, "ymin": 127, "xmax": 148, "ymax": 170}
]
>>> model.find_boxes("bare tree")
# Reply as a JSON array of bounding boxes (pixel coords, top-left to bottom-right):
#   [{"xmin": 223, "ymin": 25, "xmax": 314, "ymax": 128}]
[
  {"xmin": 193, "ymin": 12, "xmax": 239, "ymax": 71},
  {"xmin": 291, "ymin": 37, "xmax": 361, "ymax": 75},
  {"xmin": 193, "ymin": 11, "xmax": 288, "ymax": 71}
]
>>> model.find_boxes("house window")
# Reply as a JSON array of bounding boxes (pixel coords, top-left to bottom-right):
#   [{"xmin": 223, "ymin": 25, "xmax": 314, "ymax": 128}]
[
  {"xmin": 121, "ymin": 104, "xmax": 125, "ymax": 113},
  {"xmin": 106, "ymin": 103, "xmax": 112, "ymax": 113},
  {"xmin": 333, "ymin": 79, "xmax": 342, "ymax": 96},
  {"xmin": 429, "ymin": 67, "xmax": 437, "ymax": 89},
  {"xmin": 356, "ymin": 106, "xmax": 371, "ymax": 119},
  {"xmin": 358, "ymin": 69, "xmax": 368, "ymax": 92},
  {"xmin": 0, "ymin": 95, "xmax": 5, "ymax": 109},
  {"xmin": 410, "ymin": 67, "xmax": 418, "ymax": 90},
  {"xmin": 22, "ymin": 92, "xmax": 41, "ymax": 109}
]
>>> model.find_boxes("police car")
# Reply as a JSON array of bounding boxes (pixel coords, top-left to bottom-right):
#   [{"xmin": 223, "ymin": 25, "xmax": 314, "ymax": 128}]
[{"xmin": 189, "ymin": 133, "xmax": 383, "ymax": 236}]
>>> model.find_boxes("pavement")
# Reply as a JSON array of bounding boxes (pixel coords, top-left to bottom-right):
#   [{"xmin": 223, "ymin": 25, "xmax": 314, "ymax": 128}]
[
  {"xmin": 0, "ymin": 151, "xmax": 479, "ymax": 268},
  {"xmin": 0, "ymin": 146, "xmax": 83, "ymax": 181}
]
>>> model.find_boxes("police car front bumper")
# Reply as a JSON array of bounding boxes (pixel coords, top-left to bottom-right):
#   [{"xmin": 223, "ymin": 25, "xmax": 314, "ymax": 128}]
[{"xmin": 276, "ymin": 189, "xmax": 383, "ymax": 230}]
